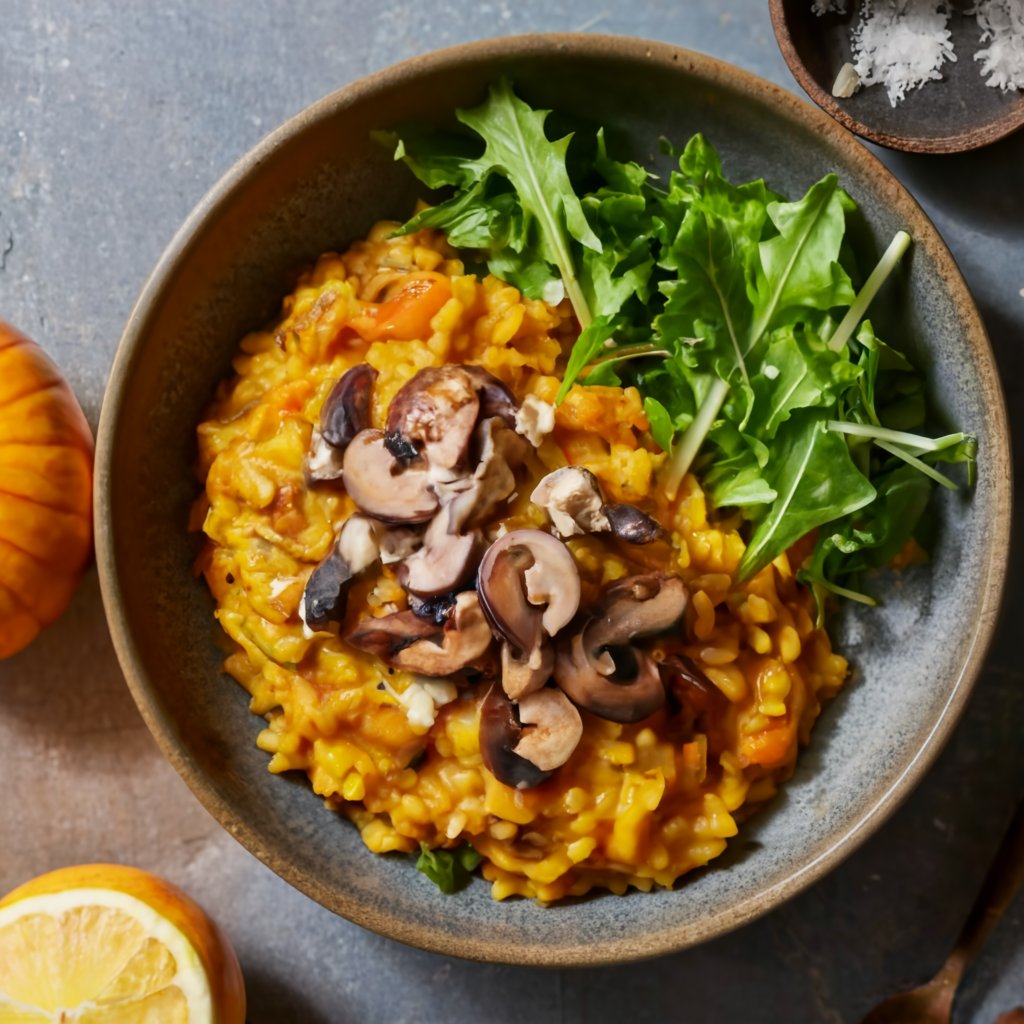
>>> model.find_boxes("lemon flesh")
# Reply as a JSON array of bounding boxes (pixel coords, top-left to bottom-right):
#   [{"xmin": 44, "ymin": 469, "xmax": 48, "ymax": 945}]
[{"xmin": 0, "ymin": 889, "xmax": 212, "ymax": 1023}]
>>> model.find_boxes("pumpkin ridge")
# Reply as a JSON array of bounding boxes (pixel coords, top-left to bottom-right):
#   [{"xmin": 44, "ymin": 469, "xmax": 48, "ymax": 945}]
[
  {"xmin": 0, "ymin": 374, "xmax": 64, "ymax": 410},
  {"xmin": 0, "ymin": 575, "xmax": 36, "ymax": 618},
  {"xmin": 0, "ymin": 481, "xmax": 90, "ymax": 517},
  {"xmin": 0, "ymin": 529, "xmax": 67, "ymax": 571},
  {"xmin": 0, "ymin": 492, "xmax": 91, "ymax": 564}
]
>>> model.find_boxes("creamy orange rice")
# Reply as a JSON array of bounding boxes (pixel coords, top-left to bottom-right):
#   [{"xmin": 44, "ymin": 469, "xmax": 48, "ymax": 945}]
[{"xmin": 192, "ymin": 221, "xmax": 847, "ymax": 901}]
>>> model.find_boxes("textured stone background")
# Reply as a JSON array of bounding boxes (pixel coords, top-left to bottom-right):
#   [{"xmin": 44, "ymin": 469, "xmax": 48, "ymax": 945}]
[{"xmin": 0, "ymin": 2, "xmax": 1022, "ymax": 1021}]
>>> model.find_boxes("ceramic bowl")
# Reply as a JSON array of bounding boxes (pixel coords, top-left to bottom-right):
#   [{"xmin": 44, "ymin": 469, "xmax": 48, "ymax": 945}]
[{"xmin": 95, "ymin": 34, "xmax": 1010, "ymax": 965}]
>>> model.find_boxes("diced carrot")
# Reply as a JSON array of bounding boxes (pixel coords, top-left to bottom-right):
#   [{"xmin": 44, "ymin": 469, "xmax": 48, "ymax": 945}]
[
  {"xmin": 351, "ymin": 274, "xmax": 452, "ymax": 341},
  {"xmin": 740, "ymin": 721, "xmax": 796, "ymax": 769}
]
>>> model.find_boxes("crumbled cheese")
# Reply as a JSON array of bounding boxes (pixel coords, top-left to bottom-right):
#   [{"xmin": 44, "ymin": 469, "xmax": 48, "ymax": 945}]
[
  {"xmin": 515, "ymin": 394, "xmax": 556, "ymax": 447},
  {"xmin": 383, "ymin": 677, "xmax": 458, "ymax": 732},
  {"xmin": 852, "ymin": 0, "xmax": 956, "ymax": 107},
  {"xmin": 763, "ymin": 364, "xmax": 781, "ymax": 381},
  {"xmin": 973, "ymin": 0, "xmax": 1024, "ymax": 91}
]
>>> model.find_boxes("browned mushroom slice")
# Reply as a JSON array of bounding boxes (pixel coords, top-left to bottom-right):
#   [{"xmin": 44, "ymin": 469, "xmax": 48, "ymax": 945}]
[
  {"xmin": 322, "ymin": 364, "xmax": 377, "ymax": 449},
  {"xmin": 341, "ymin": 429, "xmax": 439, "ymax": 524},
  {"xmin": 306, "ymin": 365, "xmax": 378, "ymax": 483},
  {"xmin": 479, "ymin": 684, "xmax": 581, "ymax": 789},
  {"xmin": 344, "ymin": 609, "xmax": 441, "ymax": 661},
  {"xmin": 604, "ymin": 503, "xmax": 664, "ymax": 544},
  {"xmin": 299, "ymin": 515, "xmax": 381, "ymax": 630},
  {"xmin": 385, "ymin": 366, "xmax": 480, "ymax": 471},
  {"xmin": 397, "ymin": 513, "xmax": 482, "ymax": 599},
  {"xmin": 529, "ymin": 466, "xmax": 610, "ymax": 538},
  {"xmin": 478, "ymin": 529, "xmax": 580, "ymax": 643},
  {"xmin": 391, "ymin": 592, "xmax": 493, "ymax": 676},
  {"xmin": 461, "ymin": 365, "xmax": 519, "ymax": 427},
  {"xmin": 444, "ymin": 417, "xmax": 530, "ymax": 534},
  {"xmin": 501, "ymin": 640, "xmax": 554, "ymax": 701},
  {"xmin": 554, "ymin": 573, "xmax": 688, "ymax": 723}
]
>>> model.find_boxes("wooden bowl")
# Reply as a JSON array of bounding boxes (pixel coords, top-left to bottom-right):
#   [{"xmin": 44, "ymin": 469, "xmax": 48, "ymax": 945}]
[
  {"xmin": 770, "ymin": 0, "xmax": 1024, "ymax": 153},
  {"xmin": 95, "ymin": 33, "xmax": 1011, "ymax": 964}
]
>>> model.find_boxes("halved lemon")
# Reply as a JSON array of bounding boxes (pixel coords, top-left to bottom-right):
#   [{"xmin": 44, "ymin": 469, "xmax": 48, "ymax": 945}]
[{"xmin": 0, "ymin": 864, "xmax": 245, "ymax": 1023}]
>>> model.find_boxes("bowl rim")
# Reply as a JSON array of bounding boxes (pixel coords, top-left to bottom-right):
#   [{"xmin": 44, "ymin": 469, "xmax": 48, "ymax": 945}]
[{"xmin": 95, "ymin": 31, "xmax": 1012, "ymax": 965}]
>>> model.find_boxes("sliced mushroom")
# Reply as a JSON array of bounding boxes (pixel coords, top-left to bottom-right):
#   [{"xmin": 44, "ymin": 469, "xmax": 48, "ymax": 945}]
[
  {"xmin": 461, "ymin": 365, "xmax": 519, "ymax": 428},
  {"xmin": 477, "ymin": 529, "xmax": 581, "ymax": 644},
  {"xmin": 443, "ymin": 417, "xmax": 530, "ymax": 534},
  {"xmin": 604, "ymin": 503, "xmax": 664, "ymax": 544},
  {"xmin": 306, "ymin": 429, "xmax": 346, "ymax": 483},
  {"xmin": 299, "ymin": 515, "xmax": 380, "ymax": 630},
  {"xmin": 385, "ymin": 366, "xmax": 481, "ymax": 471},
  {"xmin": 397, "ymin": 513, "xmax": 481, "ymax": 598},
  {"xmin": 479, "ymin": 684, "xmax": 581, "ymax": 789},
  {"xmin": 554, "ymin": 573, "xmax": 688, "ymax": 723},
  {"xmin": 501, "ymin": 640, "xmax": 554, "ymax": 701},
  {"xmin": 513, "ymin": 688, "xmax": 584, "ymax": 771},
  {"xmin": 391, "ymin": 592, "xmax": 493, "ymax": 676},
  {"xmin": 321, "ymin": 364, "xmax": 377, "ymax": 449},
  {"xmin": 373, "ymin": 523, "xmax": 423, "ymax": 565},
  {"xmin": 344, "ymin": 609, "xmax": 440, "ymax": 661},
  {"xmin": 408, "ymin": 591, "xmax": 459, "ymax": 625},
  {"xmin": 341, "ymin": 429, "xmax": 438, "ymax": 524},
  {"xmin": 306, "ymin": 365, "xmax": 378, "ymax": 483},
  {"xmin": 530, "ymin": 466, "xmax": 610, "ymax": 538}
]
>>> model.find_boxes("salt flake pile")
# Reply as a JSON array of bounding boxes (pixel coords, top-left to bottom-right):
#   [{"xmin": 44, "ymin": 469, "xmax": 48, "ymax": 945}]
[
  {"xmin": 974, "ymin": 0, "xmax": 1024, "ymax": 92},
  {"xmin": 815, "ymin": 0, "xmax": 1024, "ymax": 102},
  {"xmin": 852, "ymin": 0, "xmax": 956, "ymax": 106}
]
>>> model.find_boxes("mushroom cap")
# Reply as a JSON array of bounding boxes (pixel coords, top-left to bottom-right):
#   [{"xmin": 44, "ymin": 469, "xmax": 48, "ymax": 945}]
[
  {"xmin": 477, "ymin": 529, "xmax": 581, "ymax": 648},
  {"xmin": 397, "ymin": 514, "xmax": 482, "ymax": 599},
  {"xmin": 391, "ymin": 591, "xmax": 493, "ymax": 676},
  {"xmin": 385, "ymin": 366, "xmax": 481, "ymax": 471},
  {"xmin": 555, "ymin": 631, "xmax": 666, "ymax": 723},
  {"xmin": 341, "ymin": 429, "xmax": 439, "ymax": 524},
  {"xmin": 461, "ymin": 365, "xmax": 519, "ymax": 428},
  {"xmin": 321, "ymin": 364, "xmax": 377, "ymax": 449},
  {"xmin": 585, "ymin": 574, "xmax": 688, "ymax": 650},
  {"xmin": 604, "ymin": 503, "xmax": 664, "ymax": 544},
  {"xmin": 552, "ymin": 573, "xmax": 688, "ymax": 724}
]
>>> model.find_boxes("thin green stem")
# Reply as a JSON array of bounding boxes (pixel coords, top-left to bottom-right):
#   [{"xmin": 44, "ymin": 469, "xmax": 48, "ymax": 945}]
[
  {"xmin": 875, "ymin": 439, "xmax": 958, "ymax": 491},
  {"xmin": 828, "ymin": 231, "xmax": 911, "ymax": 352},
  {"xmin": 662, "ymin": 376, "xmax": 729, "ymax": 501},
  {"xmin": 827, "ymin": 420, "xmax": 968, "ymax": 453}
]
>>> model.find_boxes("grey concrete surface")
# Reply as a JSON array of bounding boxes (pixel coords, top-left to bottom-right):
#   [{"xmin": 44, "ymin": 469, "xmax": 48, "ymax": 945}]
[{"xmin": 1, "ymin": 2, "xmax": 1022, "ymax": 1022}]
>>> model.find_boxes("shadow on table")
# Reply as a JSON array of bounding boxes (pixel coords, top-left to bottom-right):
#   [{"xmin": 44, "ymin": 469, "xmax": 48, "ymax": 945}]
[{"xmin": 243, "ymin": 965, "xmax": 343, "ymax": 1024}]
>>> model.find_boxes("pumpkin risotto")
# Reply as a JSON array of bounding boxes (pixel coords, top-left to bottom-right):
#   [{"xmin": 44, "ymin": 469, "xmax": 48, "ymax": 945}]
[{"xmin": 193, "ymin": 221, "xmax": 848, "ymax": 902}]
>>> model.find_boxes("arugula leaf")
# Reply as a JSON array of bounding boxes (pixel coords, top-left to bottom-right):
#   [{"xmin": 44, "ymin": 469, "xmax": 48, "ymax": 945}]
[
  {"xmin": 737, "ymin": 411, "xmax": 876, "ymax": 580},
  {"xmin": 390, "ymin": 78, "xmax": 598, "ymax": 326},
  {"xmin": 415, "ymin": 841, "xmax": 483, "ymax": 894}
]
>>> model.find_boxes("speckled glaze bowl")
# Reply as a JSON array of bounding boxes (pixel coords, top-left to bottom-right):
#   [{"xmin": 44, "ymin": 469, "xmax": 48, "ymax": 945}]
[{"xmin": 95, "ymin": 34, "xmax": 1011, "ymax": 965}]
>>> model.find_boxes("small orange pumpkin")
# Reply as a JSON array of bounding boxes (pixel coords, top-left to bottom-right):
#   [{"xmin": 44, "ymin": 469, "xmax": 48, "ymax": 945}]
[{"xmin": 0, "ymin": 322, "xmax": 94, "ymax": 658}]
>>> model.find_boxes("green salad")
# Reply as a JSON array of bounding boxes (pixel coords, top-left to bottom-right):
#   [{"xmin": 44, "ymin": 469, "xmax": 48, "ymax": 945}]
[{"xmin": 377, "ymin": 79, "xmax": 975, "ymax": 614}]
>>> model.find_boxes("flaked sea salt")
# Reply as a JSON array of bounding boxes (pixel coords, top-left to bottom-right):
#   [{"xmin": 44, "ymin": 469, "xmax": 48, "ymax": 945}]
[
  {"xmin": 973, "ymin": 0, "xmax": 1024, "ymax": 91},
  {"xmin": 852, "ymin": 0, "xmax": 956, "ymax": 107}
]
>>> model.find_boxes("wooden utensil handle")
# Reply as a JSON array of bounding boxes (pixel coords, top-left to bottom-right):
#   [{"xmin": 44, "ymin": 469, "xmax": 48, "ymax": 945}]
[{"xmin": 949, "ymin": 799, "xmax": 1024, "ymax": 975}]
